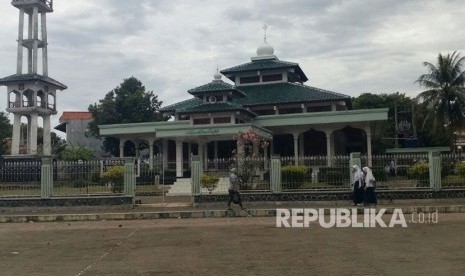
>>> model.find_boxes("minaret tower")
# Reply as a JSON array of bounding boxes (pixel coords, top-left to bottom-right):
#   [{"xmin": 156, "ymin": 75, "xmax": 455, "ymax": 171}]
[{"xmin": 0, "ymin": 0, "xmax": 67, "ymax": 156}]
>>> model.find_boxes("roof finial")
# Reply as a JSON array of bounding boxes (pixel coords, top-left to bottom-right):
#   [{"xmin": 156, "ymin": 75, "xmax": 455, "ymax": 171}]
[
  {"xmin": 263, "ymin": 24, "xmax": 268, "ymax": 43},
  {"xmin": 214, "ymin": 65, "xmax": 222, "ymax": 81}
]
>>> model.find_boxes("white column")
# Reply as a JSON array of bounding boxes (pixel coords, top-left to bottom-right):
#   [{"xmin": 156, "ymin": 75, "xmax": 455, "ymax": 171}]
[
  {"xmin": 198, "ymin": 142, "xmax": 205, "ymax": 173},
  {"xmin": 32, "ymin": 7, "xmax": 38, "ymax": 74},
  {"xmin": 149, "ymin": 142, "xmax": 154, "ymax": 170},
  {"xmin": 27, "ymin": 13, "xmax": 32, "ymax": 73},
  {"xmin": 119, "ymin": 139, "xmax": 125, "ymax": 157},
  {"xmin": 299, "ymin": 133, "xmax": 305, "ymax": 157},
  {"xmin": 175, "ymin": 140, "xmax": 183, "ymax": 178},
  {"xmin": 293, "ymin": 133, "xmax": 299, "ymax": 165},
  {"xmin": 41, "ymin": 12, "xmax": 48, "ymax": 76},
  {"xmin": 214, "ymin": 141, "xmax": 218, "ymax": 170},
  {"xmin": 43, "ymin": 115, "xmax": 51, "ymax": 155},
  {"xmin": 17, "ymin": 9, "xmax": 24, "ymax": 75},
  {"xmin": 366, "ymin": 126, "xmax": 373, "ymax": 167},
  {"xmin": 11, "ymin": 114, "xmax": 21, "ymax": 155},
  {"xmin": 135, "ymin": 145, "xmax": 140, "ymax": 159},
  {"xmin": 29, "ymin": 113, "xmax": 38, "ymax": 155},
  {"xmin": 162, "ymin": 139, "xmax": 168, "ymax": 169},
  {"xmin": 325, "ymin": 130, "xmax": 333, "ymax": 167}
]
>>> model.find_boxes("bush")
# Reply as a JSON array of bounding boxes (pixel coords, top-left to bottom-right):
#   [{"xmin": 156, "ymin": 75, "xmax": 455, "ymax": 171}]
[
  {"xmin": 408, "ymin": 162, "xmax": 429, "ymax": 187},
  {"xmin": 373, "ymin": 167, "xmax": 387, "ymax": 181},
  {"xmin": 455, "ymin": 162, "xmax": 465, "ymax": 177},
  {"xmin": 101, "ymin": 165, "xmax": 124, "ymax": 193},
  {"xmin": 200, "ymin": 173, "xmax": 219, "ymax": 188},
  {"xmin": 282, "ymin": 165, "xmax": 308, "ymax": 189},
  {"xmin": 318, "ymin": 167, "xmax": 348, "ymax": 186}
]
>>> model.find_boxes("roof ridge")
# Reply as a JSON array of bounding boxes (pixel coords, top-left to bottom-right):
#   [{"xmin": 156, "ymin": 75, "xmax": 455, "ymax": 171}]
[{"xmin": 287, "ymin": 82, "xmax": 350, "ymax": 98}]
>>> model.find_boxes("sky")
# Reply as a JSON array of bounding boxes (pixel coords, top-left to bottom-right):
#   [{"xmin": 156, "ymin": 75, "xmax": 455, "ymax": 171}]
[{"xmin": 1, "ymin": 0, "xmax": 464, "ymax": 135}]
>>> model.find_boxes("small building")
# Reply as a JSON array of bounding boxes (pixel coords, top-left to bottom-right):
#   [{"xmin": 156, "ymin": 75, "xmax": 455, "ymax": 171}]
[
  {"xmin": 99, "ymin": 39, "xmax": 388, "ymax": 177},
  {"xmin": 55, "ymin": 111, "xmax": 104, "ymax": 158}
]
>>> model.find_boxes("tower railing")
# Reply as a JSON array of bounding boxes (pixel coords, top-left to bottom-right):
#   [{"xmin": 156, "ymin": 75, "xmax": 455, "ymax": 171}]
[{"xmin": 11, "ymin": 0, "xmax": 53, "ymax": 10}]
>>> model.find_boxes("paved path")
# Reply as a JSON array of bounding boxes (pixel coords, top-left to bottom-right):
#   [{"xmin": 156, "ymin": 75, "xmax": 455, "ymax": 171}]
[{"xmin": 1, "ymin": 214, "xmax": 465, "ymax": 275}]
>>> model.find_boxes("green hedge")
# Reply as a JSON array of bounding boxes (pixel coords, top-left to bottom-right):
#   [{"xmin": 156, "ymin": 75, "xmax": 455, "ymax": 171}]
[
  {"xmin": 282, "ymin": 165, "xmax": 309, "ymax": 189},
  {"xmin": 407, "ymin": 162, "xmax": 429, "ymax": 187},
  {"xmin": 318, "ymin": 167, "xmax": 348, "ymax": 186}
]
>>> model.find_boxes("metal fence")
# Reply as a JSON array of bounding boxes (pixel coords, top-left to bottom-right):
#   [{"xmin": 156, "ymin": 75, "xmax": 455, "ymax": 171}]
[{"xmin": 440, "ymin": 153, "xmax": 465, "ymax": 189}]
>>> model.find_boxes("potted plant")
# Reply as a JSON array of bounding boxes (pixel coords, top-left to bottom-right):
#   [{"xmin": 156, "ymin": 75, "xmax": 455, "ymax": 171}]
[{"xmin": 201, "ymin": 173, "xmax": 220, "ymax": 194}]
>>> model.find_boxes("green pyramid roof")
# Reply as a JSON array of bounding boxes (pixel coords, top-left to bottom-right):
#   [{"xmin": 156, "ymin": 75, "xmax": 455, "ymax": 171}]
[{"xmin": 188, "ymin": 80, "xmax": 245, "ymax": 97}]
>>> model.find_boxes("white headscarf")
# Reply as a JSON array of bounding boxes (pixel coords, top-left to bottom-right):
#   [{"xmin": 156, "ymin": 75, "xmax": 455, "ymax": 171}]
[
  {"xmin": 362, "ymin": 167, "xmax": 376, "ymax": 187},
  {"xmin": 352, "ymin": 165, "xmax": 364, "ymax": 183}
]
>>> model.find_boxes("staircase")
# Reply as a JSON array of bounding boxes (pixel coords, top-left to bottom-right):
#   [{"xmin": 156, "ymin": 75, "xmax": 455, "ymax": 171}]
[{"xmin": 166, "ymin": 177, "xmax": 229, "ymax": 196}]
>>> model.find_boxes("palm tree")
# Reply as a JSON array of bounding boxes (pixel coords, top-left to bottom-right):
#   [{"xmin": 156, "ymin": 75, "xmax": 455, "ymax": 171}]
[{"xmin": 415, "ymin": 51, "xmax": 465, "ymax": 147}]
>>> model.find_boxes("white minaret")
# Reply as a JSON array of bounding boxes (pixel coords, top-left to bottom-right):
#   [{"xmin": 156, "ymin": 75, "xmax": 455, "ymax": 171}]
[{"xmin": 0, "ymin": 0, "xmax": 67, "ymax": 156}]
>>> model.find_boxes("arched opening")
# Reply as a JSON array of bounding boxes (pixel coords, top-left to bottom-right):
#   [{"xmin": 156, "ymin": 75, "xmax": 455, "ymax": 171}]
[
  {"xmin": 333, "ymin": 126, "xmax": 366, "ymax": 155},
  {"xmin": 20, "ymin": 116, "xmax": 28, "ymax": 154},
  {"xmin": 47, "ymin": 93, "xmax": 55, "ymax": 110},
  {"xmin": 37, "ymin": 90, "xmax": 45, "ymax": 108},
  {"xmin": 273, "ymin": 134, "xmax": 294, "ymax": 157},
  {"xmin": 9, "ymin": 91, "xmax": 20, "ymax": 108},
  {"xmin": 123, "ymin": 140, "xmax": 136, "ymax": 157},
  {"xmin": 303, "ymin": 129, "xmax": 326, "ymax": 155},
  {"xmin": 23, "ymin": 90, "xmax": 34, "ymax": 107}
]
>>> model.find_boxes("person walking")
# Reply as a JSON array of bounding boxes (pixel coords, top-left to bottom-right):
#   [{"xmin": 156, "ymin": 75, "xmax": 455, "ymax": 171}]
[
  {"xmin": 227, "ymin": 168, "xmax": 245, "ymax": 211},
  {"xmin": 351, "ymin": 165, "xmax": 364, "ymax": 206},
  {"xmin": 362, "ymin": 166, "xmax": 377, "ymax": 207}
]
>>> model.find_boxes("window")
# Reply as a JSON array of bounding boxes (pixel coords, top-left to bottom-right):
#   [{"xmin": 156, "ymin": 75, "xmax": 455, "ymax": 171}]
[
  {"xmin": 193, "ymin": 118, "xmax": 210, "ymax": 125},
  {"xmin": 279, "ymin": 108, "xmax": 303, "ymax": 115},
  {"xmin": 240, "ymin": 76, "xmax": 260, "ymax": 84},
  {"xmin": 307, "ymin": 106, "xmax": 331, "ymax": 113},
  {"xmin": 254, "ymin": 109, "xmax": 275, "ymax": 116},
  {"xmin": 213, "ymin": 117, "xmax": 231, "ymax": 124},
  {"xmin": 262, "ymin": 74, "xmax": 282, "ymax": 82}
]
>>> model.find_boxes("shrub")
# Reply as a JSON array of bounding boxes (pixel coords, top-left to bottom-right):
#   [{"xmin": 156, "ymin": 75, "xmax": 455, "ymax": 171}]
[
  {"xmin": 455, "ymin": 162, "xmax": 465, "ymax": 177},
  {"xmin": 101, "ymin": 165, "xmax": 124, "ymax": 193},
  {"xmin": 200, "ymin": 173, "xmax": 219, "ymax": 188},
  {"xmin": 318, "ymin": 167, "xmax": 348, "ymax": 186},
  {"xmin": 282, "ymin": 165, "xmax": 308, "ymax": 189},
  {"xmin": 408, "ymin": 162, "xmax": 429, "ymax": 187}
]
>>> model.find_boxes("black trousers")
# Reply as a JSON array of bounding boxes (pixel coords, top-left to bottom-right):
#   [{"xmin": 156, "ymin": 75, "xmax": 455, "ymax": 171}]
[
  {"xmin": 352, "ymin": 182, "xmax": 364, "ymax": 204},
  {"xmin": 228, "ymin": 189, "xmax": 242, "ymax": 205},
  {"xmin": 364, "ymin": 187, "xmax": 377, "ymax": 205}
]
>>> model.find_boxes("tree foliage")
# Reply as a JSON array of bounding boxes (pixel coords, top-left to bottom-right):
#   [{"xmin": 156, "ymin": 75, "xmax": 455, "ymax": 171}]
[
  {"xmin": 88, "ymin": 77, "xmax": 167, "ymax": 156},
  {"xmin": 59, "ymin": 144, "xmax": 95, "ymax": 161},
  {"xmin": 415, "ymin": 51, "xmax": 465, "ymax": 147},
  {"xmin": 0, "ymin": 112, "xmax": 12, "ymax": 155}
]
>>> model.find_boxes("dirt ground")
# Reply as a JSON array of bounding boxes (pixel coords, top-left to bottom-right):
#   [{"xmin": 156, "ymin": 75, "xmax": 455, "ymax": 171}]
[{"xmin": 0, "ymin": 214, "xmax": 465, "ymax": 276}]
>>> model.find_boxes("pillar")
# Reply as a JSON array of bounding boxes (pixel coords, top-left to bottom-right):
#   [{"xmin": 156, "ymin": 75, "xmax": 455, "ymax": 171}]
[
  {"xmin": 149, "ymin": 142, "xmax": 154, "ymax": 170},
  {"xmin": 119, "ymin": 139, "xmax": 125, "ymax": 157},
  {"xmin": 32, "ymin": 6, "xmax": 38, "ymax": 74},
  {"xmin": 29, "ymin": 113, "xmax": 38, "ymax": 154},
  {"xmin": 43, "ymin": 115, "xmax": 51, "ymax": 155},
  {"xmin": 293, "ymin": 133, "xmax": 299, "ymax": 165},
  {"xmin": 175, "ymin": 140, "xmax": 183, "ymax": 178},
  {"xmin": 365, "ymin": 126, "xmax": 373, "ymax": 167},
  {"xmin": 11, "ymin": 114, "xmax": 21, "ymax": 155},
  {"xmin": 270, "ymin": 156, "xmax": 282, "ymax": 192},
  {"xmin": 162, "ymin": 139, "xmax": 168, "ymax": 169},
  {"xmin": 17, "ymin": 9, "xmax": 24, "ymax": 74},
  {"xmin": 41, "ymin": 157, "xmax": 53, "ymax": 198},
  {"xmin": 191, "ymin": 155, "xmax": 201, "ymax": 195},
  {"xmin": 27, "ymin": 12, "xmax": 32, "ymax": 73},
  {"xmin": 198, "ymin": 142, "xmax": 205, "ymax": 173},
  {"xmin": 41, "ymin": 12, "xmax": 48, "ymax": 76},
  {"xmin": 204, "ymin": 142, "xmax": 208, "ymax": 170},
  {"xmin": 325, "ymin": 130, "xmax": 333, "ymax": 167}
]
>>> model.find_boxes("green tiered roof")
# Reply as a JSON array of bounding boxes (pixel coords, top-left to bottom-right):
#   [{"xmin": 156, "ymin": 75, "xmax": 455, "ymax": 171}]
[
  {"xmin": 177, "ymin": 102, "xmax": 256, "ymax": 117},
  {"xmin": 221, "ymin": 59, "xmax": 308, "ymax": 82},
  {"xmin": 188, "ymin": 79, "xmax": 246, "ymax": 98},
  {"xmin": 161, "ymin": 82, "xmax": 350, "ymax": 113}
]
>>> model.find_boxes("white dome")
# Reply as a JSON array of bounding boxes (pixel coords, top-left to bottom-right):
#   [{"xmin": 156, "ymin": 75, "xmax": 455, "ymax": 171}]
[
  {"xmin": 256, "ymin": 42, "xmax": 274, "ymax": 56},
  {"xmin": 214, "ymin": 71, "xmax": 222, "ymax": 81}
]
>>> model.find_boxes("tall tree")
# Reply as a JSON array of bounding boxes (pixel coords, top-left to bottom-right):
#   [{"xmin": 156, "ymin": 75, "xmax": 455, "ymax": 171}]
[
  {"xmin": 88, "ymin": 77, "xmax": 167, "ymax": 156},
  {"xmin": 0, "ymin": 112, "xmax": 12, "ymax": 155},
  {"xmin": 415, "ymin": 51, "xmax": 465, "ymax": 147}
]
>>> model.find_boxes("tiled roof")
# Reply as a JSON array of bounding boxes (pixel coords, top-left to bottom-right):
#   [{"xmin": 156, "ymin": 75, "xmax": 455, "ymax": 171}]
[
  {"xmin": 161, "ymin": 81, "xmax": 350, "ymax": 115},
  {"xmin": 0, "ymin": 73, "xmax": 67, "ymax": 89},
  {"xmin": 188, "ymin": 80, "xmax": 246, "ymax": 97},
  {"xmin": 178, "ymin": 102, "xmax": 255, "ymax": 116},
  {"xmin": 220, "ymin": 59, "xmax": 308, "ymax": 82},
  {"xmin": 160, "ymin": 98, "xmax": 203, "ymax": 112},
  {"xmin": 59, "ymin": 111, "xmax": 93, "ymax": 122},
  {"xmin": 235, "ymin": 82, "xmax": 350, "ymax": 106}
]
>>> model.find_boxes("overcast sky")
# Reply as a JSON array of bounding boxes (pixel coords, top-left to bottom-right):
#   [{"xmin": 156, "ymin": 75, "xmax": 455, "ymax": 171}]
[{"xmin": 1, "ymin": 0, "xmax": 464, "ymax": 134}]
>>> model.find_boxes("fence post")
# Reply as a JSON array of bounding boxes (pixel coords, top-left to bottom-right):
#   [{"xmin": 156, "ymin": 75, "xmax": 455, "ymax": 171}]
[
  {"xmin": 349, "ymin": 152, "xmax": 361, "ymax": 186},
  {"xmin": 41, "ymin": 157, "xmax": 53, "ymax": 198},
  {"xmin": 123, "ymin": 157, "xmax": 135, "ymax": 197},
  {"xmin": 429, "ymin": 151, "xmax": 441, "ymax": 191},
  {"xmin": 270, "ymin": 155, "xmax": 282, "ymax": 193},
  {"xmin": 191, "ymin": 155, "xmax": 201, "ymax": 195}
]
